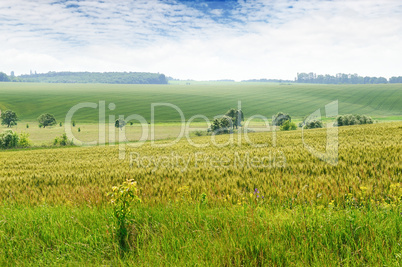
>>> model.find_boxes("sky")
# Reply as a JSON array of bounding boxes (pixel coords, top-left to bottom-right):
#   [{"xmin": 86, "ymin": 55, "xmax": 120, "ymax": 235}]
[{"xmin": 0, "ymin": 0, "xmax": 401, "ymax": 81}]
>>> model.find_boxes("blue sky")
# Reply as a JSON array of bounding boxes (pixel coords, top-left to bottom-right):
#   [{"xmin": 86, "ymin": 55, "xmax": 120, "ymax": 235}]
[{"xmin": 0, "ymin": 0, "xmax": 401, "ymax": 80}]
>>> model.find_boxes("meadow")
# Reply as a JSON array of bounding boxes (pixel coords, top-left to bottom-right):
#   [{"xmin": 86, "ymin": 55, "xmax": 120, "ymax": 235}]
[{"xmin": 0, "ymin": 122, "xmax": 401, "ymax": 265}]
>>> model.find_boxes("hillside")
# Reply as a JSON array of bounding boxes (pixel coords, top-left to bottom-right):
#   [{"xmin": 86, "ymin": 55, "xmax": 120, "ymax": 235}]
[{"xmin": 0, "ymin": 82, "xmax": 401, "ymax": 123}]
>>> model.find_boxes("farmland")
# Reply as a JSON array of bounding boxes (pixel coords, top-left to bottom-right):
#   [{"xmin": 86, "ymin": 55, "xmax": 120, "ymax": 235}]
[
  {"xmin": 0, "ymin": 122, "xmax": 401, "ymax": 265},
  {"xmin": 0, "ymin": 82, "xmax": 401, "ymax": 123},
  {"xmin": 1, "ymin": 82, "xmax": 401, "ymax": 146}
]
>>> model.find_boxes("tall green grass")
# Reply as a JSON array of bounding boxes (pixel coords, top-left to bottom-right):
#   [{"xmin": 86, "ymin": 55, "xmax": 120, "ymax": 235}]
[{"xmin": 0, "ymin": 204, "xmax": 400, "ymax": 266}]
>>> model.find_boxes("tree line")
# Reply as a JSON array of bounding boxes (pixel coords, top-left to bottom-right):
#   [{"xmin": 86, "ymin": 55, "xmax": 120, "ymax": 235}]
[
  {"xmin": 241, "ymin": 78, "xmax": 294, "ymax": 83},
  {"xmin": 0, "ymin": 71, "xmax": 168, "ymax": 84},
  {"xmin": 2, "ymin": 71, "xmax": 402, "ymax": 84},
  {"xmin": 297, "ymin": 72, "xmax": 402, "ymax": 84}
]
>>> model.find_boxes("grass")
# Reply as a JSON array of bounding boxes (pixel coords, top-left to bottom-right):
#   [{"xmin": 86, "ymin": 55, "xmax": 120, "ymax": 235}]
[
  {"xmin": 0, "ymin": 121, "xmax": 206, "ymax": 146},
  {"xmin": 0, "ymin": 204, "xmax": 400, "ymax": 266},
  {"xmin": 0, "ymin": 82, "xmax": 401, "ymax": 123}
]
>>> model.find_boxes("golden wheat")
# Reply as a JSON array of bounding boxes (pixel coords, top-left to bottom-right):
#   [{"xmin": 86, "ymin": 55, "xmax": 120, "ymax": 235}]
[{"xmin": 0, "ymin": 122, "xmax": 401, "ymax": 207}]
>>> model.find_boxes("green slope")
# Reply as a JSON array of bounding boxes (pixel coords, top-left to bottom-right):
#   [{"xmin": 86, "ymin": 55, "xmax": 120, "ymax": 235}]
[{"xmin": 0, "ymin": 82, "xmax": 401, "ymax": 123}]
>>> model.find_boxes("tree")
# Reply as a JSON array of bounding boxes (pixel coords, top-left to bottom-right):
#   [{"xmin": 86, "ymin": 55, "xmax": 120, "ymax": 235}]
[
  {"xmin": 115, "ymin": 118, "xmax": 126, "ymax": 130},
  {"xmin": 225, "ymin": 108, "xmax": 244, "ymax": 129},
  {"xmin": 210, "ymin": 116, "xmax": 233, "ymax": 134},
  {"xmin": 303, "ymin": 120, "xmax": 323, "ymax": 129},
  {"xmin": 272, "ymin": 112, "xmax": 291, "ymax": 126},
  {"xmin": 1, "ymin": 110, "xmax": 18, "ymax": 127},
  {"xmin": 334, "ymin": 114, "xmax": 373, "ymax": 127},
  {"xmin": 0, "ymin": 72, "xmax": 10, "ymax": 82},
  {"xmin": 280, "ymin": 120, "xmax": 297, "ymax": 131},
  {"xmin": 38, "ymin": 113, "xmax": 57, "ymax": 128}
]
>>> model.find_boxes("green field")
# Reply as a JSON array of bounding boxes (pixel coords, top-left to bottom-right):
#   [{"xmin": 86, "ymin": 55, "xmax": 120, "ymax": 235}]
[{"xmin": 0, "ymin": 82, "xmax": 401, "ymax": 123}]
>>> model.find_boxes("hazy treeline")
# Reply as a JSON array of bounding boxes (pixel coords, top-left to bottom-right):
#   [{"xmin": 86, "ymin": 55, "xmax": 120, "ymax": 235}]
[
  {"xmin": 297, "ymin": 72, "xmax": 402, "ymax": 84},
  {"xmin": 0, "ymin": 71, "xmax": 168, "ymax": 84},
  {"xmin": 2, "ymin": 71, "xmax": 402, "ymax": 84},
  {"xmin": 241, "ymin": 78, "xmax": 294, "ymax": 83},
  {"xmin": 389, "ymin": 76, "xmax": 402, "ymax": 83}
]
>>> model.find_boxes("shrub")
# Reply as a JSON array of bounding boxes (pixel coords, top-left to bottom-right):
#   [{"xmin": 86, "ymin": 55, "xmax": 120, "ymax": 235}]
[
  {"xmin": 0, "ymin": 130, "xmax": 19, "ymax": 149},
  {"xmin": 194, "ymin": 130, "xmax": 204, "ymax": 136},
  {"xmin": 26, "ymin": 124, "xmax": 29, "ymax": 129},
  {"xmin": 115, "ymin": 119, "xmax": 126, "ymax": 130},
  {"xmin": 18, "ymin": 132, "xmax": 31, "ymax": 148},
  {"xmin": 303, "ymin": 120, "xmax": 323, "ymax": 129},
  {"xmin": 280, "ymin": 120, "xmax": 297, "ymax": 131},
  {"xmin": 54, "ymin": 133, "xmax": 73, "ymax": 146}
]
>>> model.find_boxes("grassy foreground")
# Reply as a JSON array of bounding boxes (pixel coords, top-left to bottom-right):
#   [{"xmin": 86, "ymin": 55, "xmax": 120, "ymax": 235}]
[
  {"xmin": 0, "ymin": 123, "xmax": 401, "ymax": 265},
  {"xmin": 1, "ymin": 204, "xmax": 401, "ymax": 266}
]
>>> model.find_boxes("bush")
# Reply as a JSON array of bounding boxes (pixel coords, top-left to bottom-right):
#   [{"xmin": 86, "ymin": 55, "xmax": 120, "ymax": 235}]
[
  {"xmin": 0, "ymin": 130, "xmax": 19, "ymax": 149},
  {"xmin": 303, "ymin": 120, "xmax": 323, "ymax": 129},
  {"xmin": 280, "ymin": 120, "xmax": 297, "ymax": 131},
  {"xmin": 272, "ymin": 112, "xmax": 291, "ymax": 126},
  {"xmin": 194, "ymin": 130, "xmax": 205, "ymax": 136},
  {"xmin": 18, "ymin": 132, "xmax": 31, "ymax": 148},
  {"xmin": 54, "ymin": 133, "xmax": 73, "ymax": 146},
  {"xmin": 115, "ymin": 119, "xmax": 126, "ymax": 130}
]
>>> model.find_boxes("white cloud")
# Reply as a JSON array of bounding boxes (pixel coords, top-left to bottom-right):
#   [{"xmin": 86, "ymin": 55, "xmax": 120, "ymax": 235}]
[{"xmin": 0, "ymin": 0, "xmax": 401, "ymax": 80}]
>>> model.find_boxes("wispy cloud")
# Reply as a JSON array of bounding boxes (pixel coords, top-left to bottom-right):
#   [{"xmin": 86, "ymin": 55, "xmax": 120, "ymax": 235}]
[{"xmin": 0, "ymin": 0, "xmax": 401, "ymax": 80}]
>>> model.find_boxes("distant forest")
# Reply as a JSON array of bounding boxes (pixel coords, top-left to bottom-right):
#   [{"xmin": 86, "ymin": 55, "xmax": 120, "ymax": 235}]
[
  {"xmin": 1, "ymin": 71, "xmax": 402, "ymax": 84},
  {"xmin": 242, "ymin": 78, "xmax": 293, "ymax": 83},
  {"xmin": 297, "ymin": 72, "xmax": 402, "ymax": 84},
  {"xmin": 0, "ymin": 71, "xmax": 168, "ymax": 84}
]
